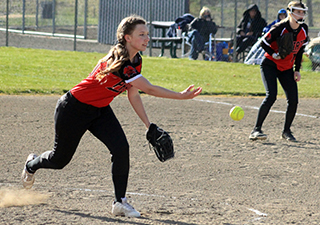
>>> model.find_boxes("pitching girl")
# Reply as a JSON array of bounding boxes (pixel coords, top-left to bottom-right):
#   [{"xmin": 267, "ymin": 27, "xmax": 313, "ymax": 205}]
[
  {"xmin": 249, "ymin": 1, "xmax": 308, "ymax": 141},
  {"xmin": 21, "ymin": 15, "xmax": 202, "ymax": 217}
]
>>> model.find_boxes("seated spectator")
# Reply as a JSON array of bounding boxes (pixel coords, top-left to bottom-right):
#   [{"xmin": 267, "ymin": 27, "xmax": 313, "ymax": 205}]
[
  {"xmin": 236, "ymin": 4, "xmax": 266, "ymax": 54},
  {"xmin": 187, "ymin": 7, "xmax": 218, "ymax": 60},
  {"xmin": 263, "ymin": 8, "xmax": 287, "ymax": 34}
]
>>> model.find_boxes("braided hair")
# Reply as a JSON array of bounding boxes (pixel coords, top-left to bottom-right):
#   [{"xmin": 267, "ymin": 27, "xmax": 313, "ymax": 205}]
[{"xmin": 96, "ymin": 15, "xmax": 146, "ymax": 81}]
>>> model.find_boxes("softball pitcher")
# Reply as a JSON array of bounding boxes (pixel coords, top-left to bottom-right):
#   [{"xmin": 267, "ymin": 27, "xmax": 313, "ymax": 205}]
[{"xmin": 21, "ymin": 15, "xmax": 202, "ymax": 217}]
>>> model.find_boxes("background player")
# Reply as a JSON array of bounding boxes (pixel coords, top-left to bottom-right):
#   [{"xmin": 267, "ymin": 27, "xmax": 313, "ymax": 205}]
[
  {"xmin": 249, "ymin": 1, "xmax": 308, "ymax": 141},
  {"xmin": 21, "ymin": 15, "xmax": 202, "ymax": 217}
]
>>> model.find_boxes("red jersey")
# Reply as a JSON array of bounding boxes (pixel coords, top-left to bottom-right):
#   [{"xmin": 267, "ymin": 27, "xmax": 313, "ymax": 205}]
[
  {"xmin": 262, "ymin": 20, "xmax": 308, "ymax": 71},
  {"xmin": 71, "ymin": 53, "xmax": 142, "ymax": 107}
]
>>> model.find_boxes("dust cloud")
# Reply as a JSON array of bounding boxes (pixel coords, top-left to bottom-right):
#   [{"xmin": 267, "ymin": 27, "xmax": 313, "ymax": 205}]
[{"xmin": 0, "ymin": 188, "xmax": 49, "ymax": 208}]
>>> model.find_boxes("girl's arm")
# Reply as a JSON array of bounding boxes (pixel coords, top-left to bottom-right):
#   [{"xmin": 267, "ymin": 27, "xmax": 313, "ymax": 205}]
[
  {"xmin": 130, "ymin": 76, "xmax": 202, "ymax": 100},
  {"xmin": 127, "ymin": 85, "xmax": 150, "ymax": 129},
  {"xmin": 260, "ymin": 26, "xmax": 281, "ymax": 56},
  {"xmin": 294, "ymin": 46, "xmax": 305, "ymax": 72},
  {"xmin": 261, "ymin": 36, "xmax": 276, "ymax": 56}
]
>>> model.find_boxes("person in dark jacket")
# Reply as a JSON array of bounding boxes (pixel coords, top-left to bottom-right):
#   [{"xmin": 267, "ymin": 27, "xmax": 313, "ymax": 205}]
[
  {"xmin": 236, "ymin": 4, "xmax": 267, "ymax": 54},
  {"xmin": 188, "ymin": 6, "xmax": 218, "ymax": 60}
]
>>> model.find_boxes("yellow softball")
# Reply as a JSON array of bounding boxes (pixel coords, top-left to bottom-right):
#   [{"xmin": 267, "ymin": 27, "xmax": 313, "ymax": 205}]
[{"xmin": 229, "ymin": 106, "xmax": 244, "ymax": 121}]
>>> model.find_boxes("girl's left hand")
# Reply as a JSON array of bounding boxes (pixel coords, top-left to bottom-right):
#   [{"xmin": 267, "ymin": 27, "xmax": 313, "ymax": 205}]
[{"xmin": 294, "ymin": 71, "xmax": 301, "ymax": 82}]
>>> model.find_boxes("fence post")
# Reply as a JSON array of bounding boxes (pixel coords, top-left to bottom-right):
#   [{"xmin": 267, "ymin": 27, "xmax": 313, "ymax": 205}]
[
  {"xmin": 221, "ymin": 0, "xmax": 224, "ymax": 38},
  {"xmin": 307, "ymin": 0, "xmax": 313, "ymax": 27},
  {"xmin": 74, "ymin": 0, "xmax": 78, "ymax": 51},
  {"xmin": 233, "ymin": 0, "xmax": 237, "ymax": 62},
  {"xmin": 149, "ymin": 0, "xmax": 153, "ymax": 57},
  {"xmin": 22, "ymin": 0, "xmax": 26, "ymax": 34},
  {"xmin": 6, "ymin": 0, "xmax": 9, "ymax": 46},
  {"xmin": 36, "ymin": 0, "xmax": 39, "ymax": 28},
  {"xmin": 84, "ymin": 0, "xmax": 88, "ymax": 39},
  {"xmin": 265, "ymin": 0, "xmax": 268, "ymax": 22},
  {"xmin": 52, "ymin": 0, "xmax": 56, "ymax": 35}
]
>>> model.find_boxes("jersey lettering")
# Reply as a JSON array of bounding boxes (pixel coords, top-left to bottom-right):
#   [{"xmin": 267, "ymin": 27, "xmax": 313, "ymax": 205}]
[
  {"xmin": 293, "ymin": 40, "xmax": 304, "ymax": 52},
  {"xmin": 106, "ymin": 80, "xmax": 128, "ymax": 94}
]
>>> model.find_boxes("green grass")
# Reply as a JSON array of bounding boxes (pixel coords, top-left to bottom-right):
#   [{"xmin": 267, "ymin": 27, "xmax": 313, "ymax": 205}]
[{"xmin": 1, "ymin": 46, "xmax": 320, "ymax": 98}]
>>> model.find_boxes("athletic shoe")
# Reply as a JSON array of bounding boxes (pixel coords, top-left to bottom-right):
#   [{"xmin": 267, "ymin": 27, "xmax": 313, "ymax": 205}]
[
  {"xmin": 282, "ymin": 130, "xmax": 297, "ymax": 142},
  {"xmin": 249, "ymin": 128, "xmax": 267, "ymax": 140},
  {"xmin": 111, "ymin": 197, "xmax": 141, "ymax": 217},
  {"xmin": 21, "ymin": 153, "xmax": 37, "ymax": 189}
]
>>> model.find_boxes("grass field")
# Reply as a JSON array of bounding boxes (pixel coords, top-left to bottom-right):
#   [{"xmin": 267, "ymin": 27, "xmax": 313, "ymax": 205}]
[{"xmin": 1, "ymin": 46, "xmax": 320, "ymax": 97}]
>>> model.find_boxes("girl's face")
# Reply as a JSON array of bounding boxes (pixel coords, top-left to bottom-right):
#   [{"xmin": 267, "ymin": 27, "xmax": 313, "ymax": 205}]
[
  {"xmin": 291, "ymin": 9, "xmax": 306, "ymax": 21},
  {"xmin": 125, "ymin": 24, "xmax": 150, "ymax": 53},
  {"xmin": 279, "ymin": 13, "xmax": 286, "ymax": 20}
]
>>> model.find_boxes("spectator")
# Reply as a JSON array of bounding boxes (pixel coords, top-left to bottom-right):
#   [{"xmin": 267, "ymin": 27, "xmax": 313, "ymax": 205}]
[
  {"xmin": 263, "ymin": 8, "xmax": 287, "ymax": 34},
  {"xmin": 188, "ymin": 6, "xmax": 218, "ymax": 60},
  {"xmin": 236, "ymin": 4, "xmax": 267, "ymax": 55}
]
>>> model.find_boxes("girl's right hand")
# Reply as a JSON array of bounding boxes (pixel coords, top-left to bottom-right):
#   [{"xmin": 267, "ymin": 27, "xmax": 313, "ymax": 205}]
[{"xmin": 180, "ymin": 85, "xmax": 202, "ymax": 99}]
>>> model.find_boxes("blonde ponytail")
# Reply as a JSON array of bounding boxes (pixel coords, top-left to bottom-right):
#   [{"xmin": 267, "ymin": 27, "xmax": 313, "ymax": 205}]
[{"xmin": 95, "ymin": 43, "xmax": 130, "ymax": 81}]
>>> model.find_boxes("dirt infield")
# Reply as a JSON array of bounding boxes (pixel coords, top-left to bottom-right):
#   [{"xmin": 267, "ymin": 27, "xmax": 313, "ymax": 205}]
[{"xmin": 1, "ymin": 94, "xmax": 320, "ymax": 224}]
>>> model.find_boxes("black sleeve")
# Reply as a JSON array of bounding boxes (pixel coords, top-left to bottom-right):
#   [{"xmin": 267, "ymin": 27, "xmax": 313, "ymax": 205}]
[
  {"xmin": 294, "ymin": 24, "xmax": 308, "ymax": 72},
  {"xmin": 260, "ymin": 25, "xmax": 282, "ymax": 56},
  {"xmin": 294, "ymin": 46, "xmax": 305, "ymax": 72},
  {"xmin": 210, "ymin": 22, "xmax": 218, "ymax": 35},
  {"xmin": 261, "ymin": 39, "xmax": 275, "ymax": 56},
  {"xmin": 118, "ymin": 60, "xmax": 140, "ymax": 80}
]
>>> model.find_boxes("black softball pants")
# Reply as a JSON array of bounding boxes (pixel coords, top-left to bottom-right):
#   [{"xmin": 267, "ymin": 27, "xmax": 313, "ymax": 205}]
[
  {"xmin": 254, "ymin": 58, "xmax": 298, "ymax": 132},
  {"xmin": 28, "ymin": 92, "xmax": 129, "ymax": 202}
]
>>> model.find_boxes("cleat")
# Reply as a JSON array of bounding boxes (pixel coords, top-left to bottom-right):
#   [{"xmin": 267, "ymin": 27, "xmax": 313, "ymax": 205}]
[
  {"xmin": 249, "ymin": 128, "xmax": 267, "ymax": 140},
  {"xmin": 282, "ymin": 130, "xmax": 297, "ymax": 142},
  {"xmin": 111, "ymin": 197, "xmax": 141, "ymax": 217},
  {"xmin": 21, "ymin": 153, "xmax": 37, "ymax": 189}
]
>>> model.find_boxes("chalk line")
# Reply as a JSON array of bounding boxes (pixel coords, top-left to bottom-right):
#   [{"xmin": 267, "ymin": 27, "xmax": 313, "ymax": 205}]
[
  {"xmin": 248, "ymin": 208, "xmax": 268, "ymax": 217},
  {"xmin": 194, "ymin": 98, "xmax": 318, "ymax": 119}
]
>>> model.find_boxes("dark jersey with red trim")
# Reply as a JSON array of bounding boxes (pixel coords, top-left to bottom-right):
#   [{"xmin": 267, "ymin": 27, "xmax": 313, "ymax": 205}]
[
  {"xmin": 70, "ymin": 53, "xmax": 142, "ymax": 107},
  {"xmin": 262, "ymin": 20, "xmax": 308, "ymax": 71}
]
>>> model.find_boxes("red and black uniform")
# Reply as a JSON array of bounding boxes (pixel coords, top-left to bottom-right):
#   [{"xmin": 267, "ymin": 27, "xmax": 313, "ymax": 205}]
[
  {"xmin": 254, "ymin": 20, "xmax": 308, "ymax": 133},
  {"xmin": 262, "ymin": 20, "xmax": 308, "ymax": 71},
  {"xmin": 28, "ymin": 53, "xmax": 143, "ymax": 203},
  {"xmin": 71, "ymin": 54, "xmax": 142, "ymax": 107}
]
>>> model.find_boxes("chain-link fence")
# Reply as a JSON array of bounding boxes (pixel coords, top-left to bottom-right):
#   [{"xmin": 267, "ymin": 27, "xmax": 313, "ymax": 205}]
[
  {"xmin": 0, "ymin": 0, "xmax": 99, "ymax": 39},
  {"xmin": 1, "ymin": 0, "xmax": 319, "ymax": 69}
]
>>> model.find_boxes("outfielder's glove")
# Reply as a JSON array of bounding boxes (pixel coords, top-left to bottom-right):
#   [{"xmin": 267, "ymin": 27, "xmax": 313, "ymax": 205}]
[
  {"xmin": 146, "ymin": 123, "xmax": 174, "ymax": 162},
  {"xmin": 277, "ymin": 32, "xmax": 294, "ymax": 59}
]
